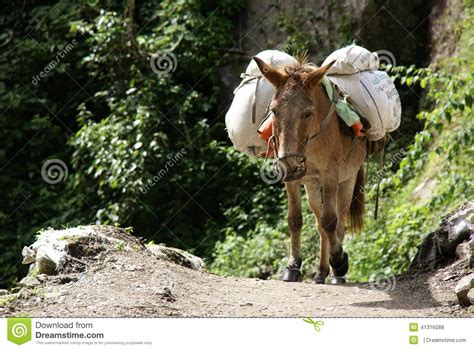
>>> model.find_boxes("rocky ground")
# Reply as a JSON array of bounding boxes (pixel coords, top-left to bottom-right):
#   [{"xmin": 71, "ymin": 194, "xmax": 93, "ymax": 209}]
[{"xmin": 0, "ymin": 203, "xmax": 473, "ymax": 318}]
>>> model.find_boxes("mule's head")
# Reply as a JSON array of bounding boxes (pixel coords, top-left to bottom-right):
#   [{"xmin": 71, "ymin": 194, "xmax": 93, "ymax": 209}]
[{"xmin": 253, "ymin": 56, "xmax": 335, "ymax": 181}]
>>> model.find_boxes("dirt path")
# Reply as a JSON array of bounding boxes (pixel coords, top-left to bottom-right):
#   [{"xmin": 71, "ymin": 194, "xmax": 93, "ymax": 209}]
[{"xmin": 4, "ymin": 243, "xmax": 469, "ymax": 318}]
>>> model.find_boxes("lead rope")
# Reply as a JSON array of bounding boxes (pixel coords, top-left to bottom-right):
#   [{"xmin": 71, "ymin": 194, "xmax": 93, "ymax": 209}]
[
  {"xmin": 374, "ymin": 144, "xmax": 384, "ymax": 220},
  {"xmin": 365, "ymin": 139, "xmax": 371, "ymax": 192},
  {"xmin": 265, "ymin": 134, "xmax": 278, "ymax": 162}
]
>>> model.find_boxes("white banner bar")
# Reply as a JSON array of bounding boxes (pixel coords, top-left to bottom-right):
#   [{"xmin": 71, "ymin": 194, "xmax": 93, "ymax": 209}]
[{"xmin": 0, "ymin": 318, "xmax": 472, "ymax": 349}]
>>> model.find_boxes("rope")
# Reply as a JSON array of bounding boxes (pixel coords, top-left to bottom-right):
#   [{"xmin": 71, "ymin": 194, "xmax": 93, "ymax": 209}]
[
  {"xmin": 374, "ymin": 144, "xmax": 384, "ymax": 220},
  {"xmin": 234, "ymin": 73, "xmax": 263, "ymax": 125}
]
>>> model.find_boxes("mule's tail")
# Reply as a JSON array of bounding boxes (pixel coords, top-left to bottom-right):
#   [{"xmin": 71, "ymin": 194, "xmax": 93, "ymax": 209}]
[{"xmin": 348, "ymin": 166, "xmax": 365, "ymax": 233}]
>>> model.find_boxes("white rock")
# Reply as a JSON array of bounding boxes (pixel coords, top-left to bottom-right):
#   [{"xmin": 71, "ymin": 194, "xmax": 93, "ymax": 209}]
[{"xmin": 147, "ymin": 244, "xmax": 205, "ymax": 271}]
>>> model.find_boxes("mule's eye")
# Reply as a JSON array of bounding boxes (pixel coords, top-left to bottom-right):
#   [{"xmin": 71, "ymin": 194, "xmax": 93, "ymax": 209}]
[{"xmin": 303, "ymin": 112, "xmax": 312, "ymax": 119}]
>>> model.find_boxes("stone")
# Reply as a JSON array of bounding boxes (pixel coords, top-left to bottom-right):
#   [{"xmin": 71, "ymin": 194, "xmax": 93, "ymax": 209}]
[
  {"xmin": 0, "ymin": 289, "xmax": 8, "ymax": 296},
  {"xmin": 36, "ymin": 274, "xmax": 49, "ymax": 283},
  {"xmin": 153, "ymin": 287, "xmax": 176, "ymax": 302},
  {"xmin": 147, "ymin": 244, "xmax": 205, "ymax": 271},
  {"xmin": 409, "ymin": 201, "xmax": 474, "ymax": 271},
  {"xmin": 36, "ymin": 255, "xmax": 58, "ymax": 275},
  {"xmin": 454, "ymin": 273, "xmax": 474, "ymax": 307},
  {"xmin": 455, "ymin": 240, "xmax": 474, "ymax": 268},
  {"xmin": 22, "ymin": 246, "xmax": 36, "ymax": 264},
  {"xmin": 19, "ymin": 225, "xmax": 144, "ymax": 276},
  {"xmin": 468, "ymin": 289, "xmax": 474, "ymax": 305},
  {"xmin": 18, "ymin": 276, "xmax": 40, "ymax": 288}
]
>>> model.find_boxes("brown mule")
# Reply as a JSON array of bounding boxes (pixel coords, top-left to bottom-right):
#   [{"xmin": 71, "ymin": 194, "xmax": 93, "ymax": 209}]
[{"xmin": 254, "ymin": 56, "xmax": 366, "ymax": 284}]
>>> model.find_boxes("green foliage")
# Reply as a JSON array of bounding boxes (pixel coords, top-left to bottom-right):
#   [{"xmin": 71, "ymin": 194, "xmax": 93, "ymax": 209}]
[
  {"xmin": 0, "ymin": 1, "xmax": 89, "ymax": 287},
  {"xmin": 211, "ymin": 225, "xmax": 288, "ymax": 279},
  {"xmin": 0, "ymin": 0, "xmax": 251, "ymax": 287},
  {"xmin": 275, "ymin": 2, "xmax": 357, "ymax": 61},
  {"xmin": 210, "ymin": 197, "xmax": 323, "ymax": 280},
  {"xmin": 345, "ymin": 11, "xmax": 473, "ymax": 279}
]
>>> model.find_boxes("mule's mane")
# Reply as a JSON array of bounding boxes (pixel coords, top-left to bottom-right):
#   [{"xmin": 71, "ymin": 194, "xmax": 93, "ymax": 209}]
[
  {"xmin": 283, "ymin": 51, "xmax": 319, "ymax": 78},
  {"xmin": 295, "ymin": 50, "xmax": 310, "ymax": 66}
]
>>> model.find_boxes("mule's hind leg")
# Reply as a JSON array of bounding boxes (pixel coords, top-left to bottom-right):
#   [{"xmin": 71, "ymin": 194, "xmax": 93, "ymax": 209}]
[
  {"xmin": 282, "ymin": 181, "xmax": 303, "ymax": 282},
  {"xmin": 328, "ymin": 176, "xmax": 358, "ymax": 283},
  {"xmin": 305, "ymin": 183, "xmax": 329, "ymax": 284}
]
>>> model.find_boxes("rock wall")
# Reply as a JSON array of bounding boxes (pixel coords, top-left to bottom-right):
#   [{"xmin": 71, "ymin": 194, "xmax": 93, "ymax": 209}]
[{"xmin": 219, "ymin": 0, "xmax": 439, "ymax": 115}]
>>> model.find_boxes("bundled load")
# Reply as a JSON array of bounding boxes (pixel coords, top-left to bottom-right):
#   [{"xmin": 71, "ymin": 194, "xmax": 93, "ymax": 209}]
[
  {"xmin": 225, "ymin": 45, "xmax": 401, "ymax": 157},
  {"xmin": 323, "ymin": 44, "xmax": 401, "ymax": 141},
  {"xmin": 324, "ymin": 44, "xmax": 379, "ymax": 74},
  {"xmin": 225, "ymin": 50, "xmax": 298, "ymax": 156}
]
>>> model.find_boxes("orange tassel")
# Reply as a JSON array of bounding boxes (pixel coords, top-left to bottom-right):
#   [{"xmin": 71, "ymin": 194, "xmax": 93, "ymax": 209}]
[
  {"xmin": 258, "ymin": 116, "xmax": 273, "ymax": 141},
  {"xmin": 351, "ymin": 121, "xmax": 365, "ymax": 137},
  {"xmin": 258, "ymin": 116, "xmax": 274, "ymax": 157}
]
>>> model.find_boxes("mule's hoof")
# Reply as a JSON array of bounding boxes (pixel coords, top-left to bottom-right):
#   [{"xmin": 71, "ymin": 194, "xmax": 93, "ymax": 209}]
[
  {"xmin": 330, "ymin": 251, "xmax": 349, "ymax": 277},
  {"xmin": 329, "ymin": 276, "xmax": 346, "ymax": 285},
  {"xmin": 313, "ymin": 275, "xmax": 326, "ymax": 284},
  {"xmin": 282, "ymin": 268, "xmax": 301, "ymax": 282}
]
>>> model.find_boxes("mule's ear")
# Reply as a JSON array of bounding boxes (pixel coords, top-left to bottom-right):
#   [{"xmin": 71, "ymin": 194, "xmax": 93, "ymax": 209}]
[
  {"xmin": 253, "ymin": 56, "xmax": 287, "ymax": 87},
  {"xmin": 304, "ymin": 60, "xmax": 336, "ymax": 87}
]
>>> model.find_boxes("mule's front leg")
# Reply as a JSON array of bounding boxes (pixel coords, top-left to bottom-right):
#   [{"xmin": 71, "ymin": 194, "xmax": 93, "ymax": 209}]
[
  {"xmin": 304, "ymin": 183, "xmax": 329, "ymax": 284},
  {"xmin": 282, "ymin": 181, "xmax": 303, "ymax": 282},
  {"xmin": 321, "ymin": 174, "xmax": 341, "ymax": 255},
  {"xmin": 321, "ymin": 173, "xmax": 348, "ymax": 284}
]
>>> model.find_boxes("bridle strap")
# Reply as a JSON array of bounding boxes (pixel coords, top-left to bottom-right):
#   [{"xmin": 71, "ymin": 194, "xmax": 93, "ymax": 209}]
[
  {"xmin": 306, "ymin": 78, "xmax": 343, "ymax": 141},
  {"xmin": 307, "ymin": 99, "xmax": 337, "ymax": 141}
]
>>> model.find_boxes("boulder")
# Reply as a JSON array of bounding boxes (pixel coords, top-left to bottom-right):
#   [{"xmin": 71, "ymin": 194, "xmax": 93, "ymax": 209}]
[
  {"xmin": 468, "ymin": 289, "xmax": 474, "ymax": 305},
  {"xmin": 147, "ymin": 244, "xmax": 205, "ymax": 271},
  {"xmin": 18, "ymin": 276, "xmax": 40, "ymax": 288},
  {"xmin": 454, "ymin": 273, "xmax": 474, "ymax": 307},
  {"xmin": 21, "ymin": 225, "xmax": 144, "ymax": 275},
  {"xmin": 409, "ymin": 202, "xmax": 474, "ymax": 271},
  {"xmin": 21, "ymin": 225, "xmax": 205, "ymax": 281},
  {"xmin": 455, "ymin": 240, "xmax": 474, "ymax": 268}
]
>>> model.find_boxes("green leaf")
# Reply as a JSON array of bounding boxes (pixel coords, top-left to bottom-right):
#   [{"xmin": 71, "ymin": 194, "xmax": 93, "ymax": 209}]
[
  {"xmin": 420, "ymin": 78, "xmax": 427, "ymax": 89},
  {"xmin": 465, "ymin": 94, "xmax": 472, "ymax": 108}
]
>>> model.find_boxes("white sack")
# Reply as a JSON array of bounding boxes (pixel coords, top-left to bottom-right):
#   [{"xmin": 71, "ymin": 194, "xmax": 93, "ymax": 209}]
[
  {"xmin": 225, "ymin": 50, "xmax": 298, "ymax": 156},
  {"xmin": 323, "ymin": 44, "xmax": 379, "ymax": 75},
  {"xmin": 328, "ymin": 70, "xmax": 401, "ymax": 141}
]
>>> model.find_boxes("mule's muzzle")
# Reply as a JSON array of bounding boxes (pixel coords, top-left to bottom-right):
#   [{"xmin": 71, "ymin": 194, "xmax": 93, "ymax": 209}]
[{"xmin": 277, "ymin": 154, "xmax": 307, "ymax": 182}]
